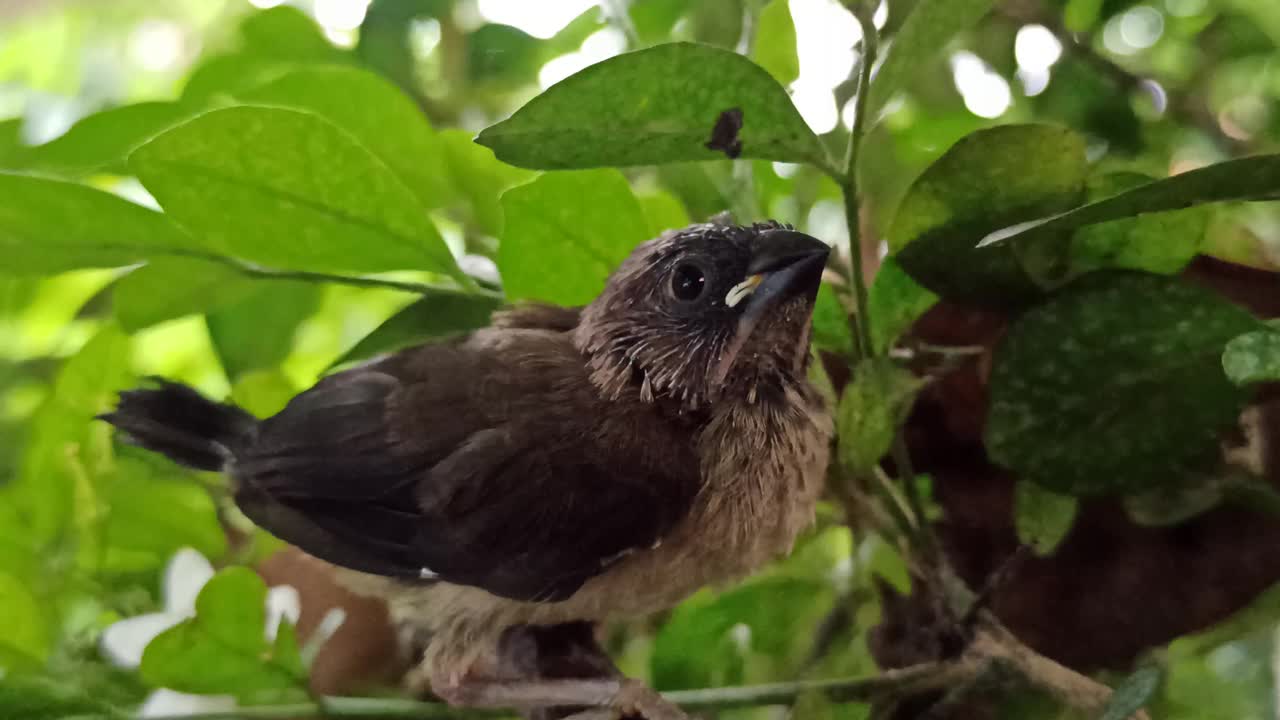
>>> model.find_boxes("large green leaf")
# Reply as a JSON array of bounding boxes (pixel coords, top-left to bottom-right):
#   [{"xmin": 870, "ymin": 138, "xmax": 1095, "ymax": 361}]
[
  {"xmin": 206, "ymin": 281, "xmax": 321, "ymax": 378},
  {"xmin": 499, "ymin": 170, "xmax": 651, "ymax": 306},
  {"xmin": 1222, "ymin": 330, "xmax": 1280, "ymax": 386},
  {"xmin": 12, "ymin": 102, "xmax": 197, "ymax": 176},
  {"xmin": 986, "ymin": 272, "xmax": 1261, "ymax": 496},
  {"xmin": 130, "ymin": 106, "xmax": 462, "ymax": 279},
  {"xmin": 867, "ymin": 0, "xmax": 999, "ymax": 119},
  {"xmin": 334, "ymin": 293, "xmax": 501, "ymax": 367},
  {"xmin": 981, "ymin": 154, "xmax": 1280, "ymax": 247},
  {"xmin": 1069, "ymin": 172, "xmax": 1208, "ymax": 276},
  {"xmin": 140, "ymin": 567, "xmax": 305, "ymax": 699},
  {"xmin": 113, "ymin": 258, "xmax": 257, "ymax": 332},
  {"xmin": 889, "ymin": 124, "xmax": 1088, "ymax": 303},
  {"xmin": 476, "ymin": 43, "xmax": 826, "ymax": 169},
  {"xmin": 237, "ymin": 65, "xmax": 450, "ymax": 209},
  {"xmin": 0, "ymin": 173, "xmax": 191, "ymax": 275}
]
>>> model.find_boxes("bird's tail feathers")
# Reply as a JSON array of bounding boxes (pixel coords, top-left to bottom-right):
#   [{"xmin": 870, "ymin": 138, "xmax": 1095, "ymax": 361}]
[{"xmin": 99, "ymin": 378, "xmax": 258, "ymax": 471}]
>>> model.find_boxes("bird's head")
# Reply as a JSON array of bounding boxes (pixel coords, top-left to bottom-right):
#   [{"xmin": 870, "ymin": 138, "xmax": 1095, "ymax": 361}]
[{"xmin": 573, "ymin": 221, "xmax": 830, "ymax": 410}]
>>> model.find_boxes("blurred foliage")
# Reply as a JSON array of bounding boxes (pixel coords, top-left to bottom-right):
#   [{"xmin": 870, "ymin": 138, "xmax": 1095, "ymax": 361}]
[{"xmin": 0, "ymin": 0, "xmax": 1278, "ymax": 719}]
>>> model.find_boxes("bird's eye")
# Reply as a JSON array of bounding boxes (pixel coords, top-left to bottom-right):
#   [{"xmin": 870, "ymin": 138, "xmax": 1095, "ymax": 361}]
[{"xmin": 670, "ymin": 263, "xmax": 708, "ymax": 302}]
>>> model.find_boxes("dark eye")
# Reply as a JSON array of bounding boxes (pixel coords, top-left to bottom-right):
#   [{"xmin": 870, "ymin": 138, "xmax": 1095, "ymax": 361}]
[{"xmin": 670, "ymin": 263, "xmax": 708, "ymax": 301}]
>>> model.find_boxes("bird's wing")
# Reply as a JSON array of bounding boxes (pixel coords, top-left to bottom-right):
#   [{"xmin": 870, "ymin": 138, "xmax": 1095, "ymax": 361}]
[{"xmin": 233, "ymin": 332, "xmax": 700, "ymax": 603}]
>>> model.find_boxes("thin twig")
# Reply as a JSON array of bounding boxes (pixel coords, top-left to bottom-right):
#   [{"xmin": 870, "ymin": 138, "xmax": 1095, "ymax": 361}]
[{"xmin": 841, "ymin": 1, "xmax": 877, "ymax": 357}]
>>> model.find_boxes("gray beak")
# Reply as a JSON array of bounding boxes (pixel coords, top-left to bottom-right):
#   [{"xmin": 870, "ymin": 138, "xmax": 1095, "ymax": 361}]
[{"xmin": 727, "ymin": 230, "xmax": 830, "ymax": 326}]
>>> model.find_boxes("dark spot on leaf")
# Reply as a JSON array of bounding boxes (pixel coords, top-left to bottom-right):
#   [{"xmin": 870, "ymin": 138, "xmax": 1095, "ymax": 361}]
[{"xmin": 705, "ymin": 107, "xmax": 744, "ymax": 159}]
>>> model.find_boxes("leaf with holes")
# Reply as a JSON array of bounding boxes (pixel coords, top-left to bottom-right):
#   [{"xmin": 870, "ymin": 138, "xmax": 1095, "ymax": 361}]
[{"xmin": 477, "ymin": 43, "xmax": 825, "ymax": 169}]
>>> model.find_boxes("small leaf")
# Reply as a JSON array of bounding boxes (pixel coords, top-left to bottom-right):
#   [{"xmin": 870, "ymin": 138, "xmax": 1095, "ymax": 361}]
[
  {"xmin": 206, "ymin": 281, "xmax": 321, "ymax": 378},
  {"xmin": 499, "ymin": 170, "xmax": 651, "ymax": 306},
  {"xmin": 753, "ymin": 0, "xmax": 799, "ymax": 86},
  {"xmin": 867, "ymin": 258, "xmax": 938, "ymax": 353},
  {"xmin": 1070, "ymin": 172, "xmax": 1208, "ymax": 275},
  {"xmin": 477, "ymin": 43, "xmax": 826, "ymax": 169},
  {"xmin": 16, "ymin": 102, "xmax": 197, "ymax": 176},
  {"xmin": 1099, "ymin": 666, "xmax": 1161, "ymax": 720},
  {"xmin": 102, "ymin": 457, "xmax": 229, "ymax": 571},
  {"xmin": 0, "ymin": 570, "xmax": 49, "ymax": 665},
  {"xmin": 0, "ymin": 173, "xmax": 192, "ymax": 275},
  {"xmin": 1014, "ymin": 482, "xmax": 1078, "ymax": 556},
  {"xmin": 867, "ymin": 0, "xmax": 999, "ymax": 119},
  {"xmin": 986, "ymin": 272, "xmax": 1261, "ymax": 496},
  {"xmin": 1123, "ymin": 479, "xmax": 1223, "ymax": 527},
  {"xmin": 237, "ymin": 65, "xmax": 450, "ymax": 209},
  {"xmin": 334, "ymin": 293, "xmax": 501, "ymax": 367},
  {"xmin": 812, "ymin": 284, "xmax": 855, "ymax": 356},
  {"xmin": 114, "ymin": 258, "xmax": 257, "ymax": 332},
  {"xmin": 981, "ymin": 154, "xmax": 1280, "ymax": 248},
  {"xmin": 837, "ymin": 358, "xmax": 922, "ymax": 476},
  {"xmin": 141, "ymin": 567, "xmax": 305, "ymax": 698},
  {"xmin": 130, "ymin": 106, "xmax": 462, "ymax": 280},
  {"xmin": 1222, "ymin": 330, "xmax": 1280, "ymax": 386},
  {"xmin": 439, "ymin": 129, "xmax": 536, "ymax": 237},
  {"xmin": 0, "ymin": 676, "xmax": 117, "ymax": 720},
  {"xmin": 889, "ymin": 125, "xmax": 1088, "ymax": 304},
  {"xmin": 240, "ymin": 6, "xmax": 348, "ymax": 62},
  {"xmin": 231, "ymin": 371, "xmax": 298, "ymax": 417}
]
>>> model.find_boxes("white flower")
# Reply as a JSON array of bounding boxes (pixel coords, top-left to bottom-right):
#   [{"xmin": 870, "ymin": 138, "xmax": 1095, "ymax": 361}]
[{"xmin": 100, "ymin": 548, "xmax": 303, "ymax": 717}]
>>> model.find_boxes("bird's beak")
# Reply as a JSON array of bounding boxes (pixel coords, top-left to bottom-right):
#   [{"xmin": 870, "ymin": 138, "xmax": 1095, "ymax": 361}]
[{"xmin": 725, "ymin": 230, "xmax": 830, "ymax": 326}]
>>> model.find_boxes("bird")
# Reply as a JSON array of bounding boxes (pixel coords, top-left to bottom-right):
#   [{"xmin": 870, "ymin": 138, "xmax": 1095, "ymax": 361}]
[{"xmin": 101, "ymin": 220, "xmax": 834, "ymax": 719}]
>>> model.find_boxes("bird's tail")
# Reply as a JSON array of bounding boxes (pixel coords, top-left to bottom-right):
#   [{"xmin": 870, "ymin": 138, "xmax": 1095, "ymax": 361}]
[{"xmin": 99, "ymin": 378, "xmax": 258, "ymax": 471}]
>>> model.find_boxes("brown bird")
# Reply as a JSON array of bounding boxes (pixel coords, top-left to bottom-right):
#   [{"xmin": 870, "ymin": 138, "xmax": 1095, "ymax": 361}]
[{"xmin": 101, "ymin": 221, "xmax": 833, "ymax": 719}]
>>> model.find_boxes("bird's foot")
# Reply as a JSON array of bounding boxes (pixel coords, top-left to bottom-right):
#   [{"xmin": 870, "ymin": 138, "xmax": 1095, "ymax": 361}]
[{"xmin": 431, "ymin": 675, "xmax": 687, "ymax": 720}]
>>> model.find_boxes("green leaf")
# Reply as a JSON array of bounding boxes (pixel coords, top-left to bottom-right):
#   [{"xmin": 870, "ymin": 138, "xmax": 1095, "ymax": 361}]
[
  {"xmin": 206, "ymin": 281, "xmax": 321, "ymax": 378},
  {"xmin": 0, "ymin": 570, "xmax": 49, "ymax": 665},
  {"xmin": 130, "ymin": 106, "xmax": 462, "ymax": 280},
  {"xmin": 102, "ymin": 457, "xmax": 228, "ymax": 571},
  {"xmin": 837, "ymin": 358, "xmax": 923, "ymax": 476},
  {"xmin": 985, "ymin": 272, "xmax": 1261, "ymax": 496},
  {"xmin": 1013, "ymin": 481, "xmax": 1078, "ymax": 556},
  {"xmin": 889, "ymin": 125, "xmax": 1088, "ymax": 304},
  {"xmin": 7, "ymin": 324, "xmax": 133, "ymax": 544},
  {"xmin": 812, "ymin": 283, "xmax": 855, "ymax": 356},
  {"xmin": 439, "ymin": 129, "xmax": 536, "ymax": 237},
  {"xmin": 237, "ymin": 65, "xmax": 450, "ymax": 209},
  {"xmin": 477, "ymin": 43, "xmax": 826, "ymax": 169},
  {"xmin": 141, "ymin": 567, "xmax": 305, "ymax": 699},
  {"xmin": 0, "ymin": 173, "xmax": 192, "ymax": 275},
  {"xmin": 1099, "ymin": 666, "xmax": 1161, "ymax": 720},
  {"xmin": 240, "ymin": 6, "xmax": 348, "ymax": 62},
  {"xmin": 1222, "ymin": 330, "xmax": 1280, "ymax": 386},
  {"xmin": 867, "ymin": 258, "xmax": 938, "ymax": 353},
  {"xmin": 1069, "ymin": 172, "xmax": 1208, "ymax": 275},
  {"xmin": 982, "ymin": 154, "xmax": 1280, "ymax": 248},
  {"xmin": 231, "ymin": 370, "xmax": 298, "ymax": 417},
  {"xmin": 499, "ymin": 170, "xmax": 651, "ymax": 306},
  {"xmin": 333, "ymin": 293, "xmax": 501, "ymax": 368},
  {"xmin": 114, "ymin": 258, "xmax": 257, "ymax": 332},
  {"xmin": 753, "ymin": 0, "xmax": 799, "ymax": 86},
  {"xmin": 867, "ymin": 0, "xmax": 999, "ymax": 119},
  {"xmin": 1123, "ymin": 480, "xmax": 1223, "ymax": 527},
  {"xmin": 638, "ymin": 189, "xmax": 692, "ymax": 236},
  {"xmin": 15, "ymin": 102, "xmax": 197, "ymax": 176},
  {"xmin": 0, "ymin": 676, "xmax": 117, "ymax": 720}
]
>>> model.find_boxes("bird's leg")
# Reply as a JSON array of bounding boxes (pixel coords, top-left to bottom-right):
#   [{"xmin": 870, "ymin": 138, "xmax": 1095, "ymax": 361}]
[{"xmin": 433, "ymin": 676, "xmax": 687, "ymax": 720}]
